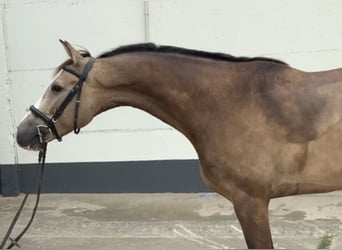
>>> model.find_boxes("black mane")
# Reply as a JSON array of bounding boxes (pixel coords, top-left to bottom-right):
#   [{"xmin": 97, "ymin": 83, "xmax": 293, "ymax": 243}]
[{"xmin": 98, "ymin": 43, "xmax": 287, "ymax": 65}]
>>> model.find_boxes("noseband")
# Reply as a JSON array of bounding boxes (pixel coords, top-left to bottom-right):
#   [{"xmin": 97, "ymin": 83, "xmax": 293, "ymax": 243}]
[{"xmin": 29, "ymin": 57, "xmax": 96, "ymax": 142}]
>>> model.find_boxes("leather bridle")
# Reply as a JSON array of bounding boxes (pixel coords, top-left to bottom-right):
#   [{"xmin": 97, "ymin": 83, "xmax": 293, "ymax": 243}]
[
  {"xmin": 0, "ymin": 57, "xmax": 96, "ymax": 250},
  {"xmin": 29, "ymin": 57, "xmax": 96, "ymax": 142}
]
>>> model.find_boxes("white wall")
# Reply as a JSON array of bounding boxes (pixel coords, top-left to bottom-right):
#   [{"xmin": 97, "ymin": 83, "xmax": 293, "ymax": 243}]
[{"xmin": 1, "ymin": 0, "xmax": 342, "ymax": 164}]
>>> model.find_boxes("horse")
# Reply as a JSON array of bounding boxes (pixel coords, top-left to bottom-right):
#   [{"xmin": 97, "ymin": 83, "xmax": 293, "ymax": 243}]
[{"xmin": 16, "ymin": 40, "xmax": 342, "ymax": 249}]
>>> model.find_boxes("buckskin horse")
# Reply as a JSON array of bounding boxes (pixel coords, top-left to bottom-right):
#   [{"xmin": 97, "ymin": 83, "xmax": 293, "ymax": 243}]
[{"xmin": 16, "ymin": 40, "xmax": 342, "ymax": 249}]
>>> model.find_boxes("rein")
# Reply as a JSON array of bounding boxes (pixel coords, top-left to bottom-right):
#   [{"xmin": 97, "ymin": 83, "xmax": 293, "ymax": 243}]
[
  {"xmin": 0, "ymin": 57, "xmax": 95, "ymax": 249},
  {"xmin": 0, "ymin": 139, "xmax": 47, "ymax": 249}
]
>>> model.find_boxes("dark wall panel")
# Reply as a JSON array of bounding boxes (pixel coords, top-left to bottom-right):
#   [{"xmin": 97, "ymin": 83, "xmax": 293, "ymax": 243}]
[{"xmin": 1, "ymin": 160, "xmax": 209, "ymax": 196}]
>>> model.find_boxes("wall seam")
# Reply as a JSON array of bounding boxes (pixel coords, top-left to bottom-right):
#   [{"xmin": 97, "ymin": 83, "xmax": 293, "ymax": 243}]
[
  {"xmin": 144, "ymin": 0, "xmax": 150, "ymax": 42},
  {"xmin": 1, "ymin": 1, "xmax": 19, "ymax": 166}
]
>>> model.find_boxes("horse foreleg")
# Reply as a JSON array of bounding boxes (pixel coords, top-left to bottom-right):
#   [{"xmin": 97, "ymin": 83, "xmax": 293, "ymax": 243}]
[
  {"xmin": 199, "ymin": 163, "xmax": 273, "ymax": 248},
  {"xmin": 233, "ymin": 194, "xmax": 273, "ymax": 249}
]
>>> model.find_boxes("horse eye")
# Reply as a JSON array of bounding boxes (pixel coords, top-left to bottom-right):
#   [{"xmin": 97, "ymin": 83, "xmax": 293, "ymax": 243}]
[{"xmin": 51, "ymin": 84, "xmax": 63, "ymax": 93}]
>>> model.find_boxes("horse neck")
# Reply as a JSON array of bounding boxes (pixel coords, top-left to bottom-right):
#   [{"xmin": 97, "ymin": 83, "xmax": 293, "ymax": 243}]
[{"xmin": 94, "ymin": 53, "xmax": 217, "ymax": 143}]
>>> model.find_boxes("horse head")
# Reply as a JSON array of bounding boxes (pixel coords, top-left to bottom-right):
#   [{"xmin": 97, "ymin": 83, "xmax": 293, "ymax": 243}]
[{"xmin": 16, "ymin": 40, "xmax": 98, "ymax": 151}]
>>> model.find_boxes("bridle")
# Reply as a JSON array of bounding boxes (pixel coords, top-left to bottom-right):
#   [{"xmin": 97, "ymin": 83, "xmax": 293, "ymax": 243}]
[
  {"xmin": 0, "ymin": 57, "xmax": 96, "ymax": 249},
  {"xmin": 0, "ymin": 56, "xmax": 96, "ymax": 249},
  {"xmin": 29, "ymin": 57, "xmax": 96, "ymax": 142}
]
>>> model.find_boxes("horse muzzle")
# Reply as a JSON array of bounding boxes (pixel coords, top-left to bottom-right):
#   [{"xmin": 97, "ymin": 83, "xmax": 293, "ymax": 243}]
[{"xmin": 16, "ymin": 115, "xmax": 53, "ymax": 151}]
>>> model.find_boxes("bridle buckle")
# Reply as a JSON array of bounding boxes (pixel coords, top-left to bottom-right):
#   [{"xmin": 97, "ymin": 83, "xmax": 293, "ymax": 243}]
[{"xmin": 36, "ymin": 125, "xmax": 53, "ymax": 144}]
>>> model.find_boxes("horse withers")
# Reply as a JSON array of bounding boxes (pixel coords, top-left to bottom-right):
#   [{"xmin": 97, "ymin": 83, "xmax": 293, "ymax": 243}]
[{"xmin": 16, "ymin": 40, "xmax": 342, "ymax": 249}]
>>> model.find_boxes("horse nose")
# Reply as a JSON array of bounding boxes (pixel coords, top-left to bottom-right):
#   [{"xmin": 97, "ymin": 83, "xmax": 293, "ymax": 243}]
[
  {"xmin": 16, "ymin": 123, "xmax": 35, "ymax": 148},
  {"xmin": 16, "ymin": 114, "xmax": 44, "ymax": 149}
]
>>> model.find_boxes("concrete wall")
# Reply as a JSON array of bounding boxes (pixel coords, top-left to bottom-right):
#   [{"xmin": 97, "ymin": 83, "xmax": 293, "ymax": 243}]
[{"xmin": 1, "ymin": 0, "xmax": 342, "ymax": 165}]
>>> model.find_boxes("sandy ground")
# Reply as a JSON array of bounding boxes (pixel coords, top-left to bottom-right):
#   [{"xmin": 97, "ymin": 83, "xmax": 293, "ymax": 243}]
[{"xmin": 1, "ymin": 192, "xmax": 342, "ymax": 249}]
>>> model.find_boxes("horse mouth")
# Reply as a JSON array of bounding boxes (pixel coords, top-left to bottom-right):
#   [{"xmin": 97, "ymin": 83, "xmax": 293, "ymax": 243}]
[
  {"xmin": 25, "ymin": 136, "xmax": 44, "ymax": 151},
  {"xmin": 18, "ymin": 134, "xmax": 44, "ymax": 151}
]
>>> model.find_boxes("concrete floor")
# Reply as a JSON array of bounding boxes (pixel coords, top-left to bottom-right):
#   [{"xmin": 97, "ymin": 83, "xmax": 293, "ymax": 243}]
[{"xmin": 1, "ymin": 192, "xmax": 342, "ymax": 249}]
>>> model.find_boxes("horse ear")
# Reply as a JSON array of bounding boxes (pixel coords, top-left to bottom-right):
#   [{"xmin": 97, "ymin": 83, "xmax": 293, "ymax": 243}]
[{"xmin": 59, "ymin": 39, "xmax": 83, "ymax": 65}]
